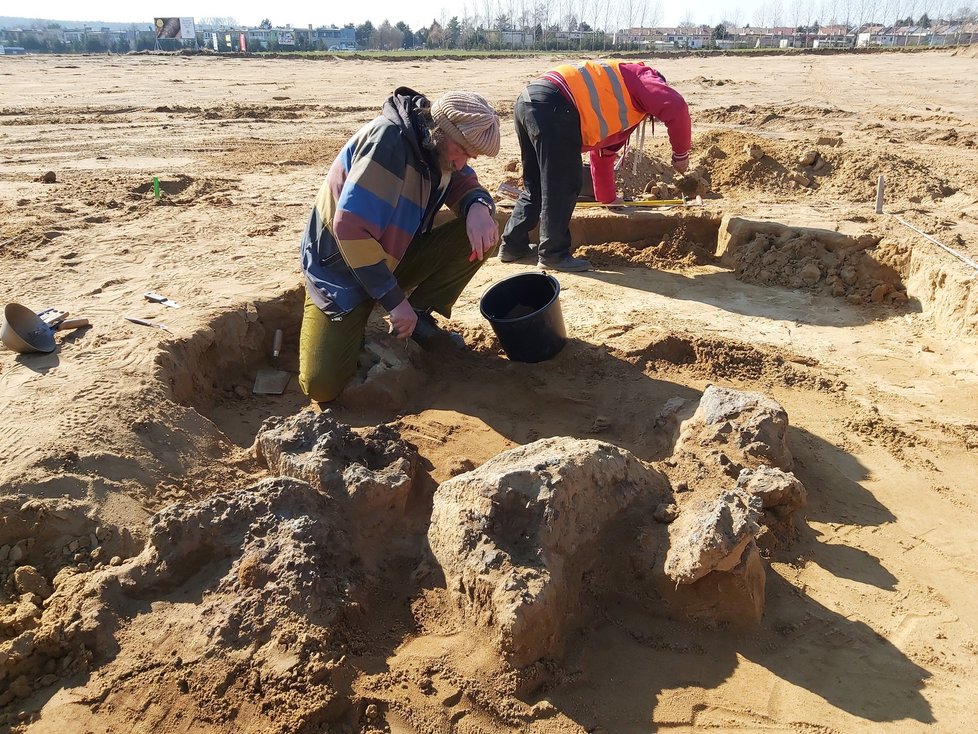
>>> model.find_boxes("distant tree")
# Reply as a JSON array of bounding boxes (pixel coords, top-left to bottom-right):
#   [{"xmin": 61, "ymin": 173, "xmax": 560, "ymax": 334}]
[
  {"xmin": 466, "ymin": 23, "xmax": 489, "ymax": 49},
  {"xmin": 952, "ymin": 6, "xmax": 977, "ymax": 21},
  {"xmin": 395, "ymin": 21, "xmax": 414, "ymax": 47},
  {"xmin": 259, "ymin": 18, "xmax": 272, "ymax": 29},
  {"xmin": 427, "ymin": 20, "xmax": 444, "ymax": 47},
  {"xmin": 84, "ymin": 36, "xmax": 107, "ymax": 52},
  {"xmin": 415, "ymin": 26, "xmax": 430, "ymax": 47},
  {"xmin": 356, "ymin": 21, "xmax": 374, "ymax": 47},
  {"xmin": 918, "ymin": 13, "xmax": 932, "ymax": 26},
  {"xmin": 373, "ymin": 20, "xmax": 404, "ymax": 50},
  {"xmin": 446, "ymin": 16, "xmax": 461, "ymax": 47},
  {"xmin": 712, "ymin": 23, "xmax": 727, "ymax": 39},
  {"xmin": 20, "ymin": 34, "xmax": 43, "ymax": 51}
]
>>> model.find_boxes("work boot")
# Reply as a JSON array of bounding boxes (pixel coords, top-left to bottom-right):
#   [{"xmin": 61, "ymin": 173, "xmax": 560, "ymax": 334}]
[
  {"xmin": 410, "ymin": 310, "xmax": 464, "ymax": 350},
  {"xmin": 498, "ymin": 242, "xmax": 537, "ymax": 263},
  {"xmin": 538, "ymin": 254, "xmax": 591, "ymax": 272}
]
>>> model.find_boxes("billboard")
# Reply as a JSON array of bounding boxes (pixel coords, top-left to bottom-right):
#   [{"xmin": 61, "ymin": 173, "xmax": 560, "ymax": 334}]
[
  {"xmin": 277, "ymin": 31, "xmax": 295, "ymax": 46},
  {"xmin": 154, "ymin": 17, "xmax": 196, "ymax": 40}
]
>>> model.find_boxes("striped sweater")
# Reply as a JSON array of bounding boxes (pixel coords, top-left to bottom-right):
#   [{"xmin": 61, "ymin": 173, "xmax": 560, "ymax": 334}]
[{"xmin": 301, "ymin": 87, "xmax": 492, "ymax": 318}]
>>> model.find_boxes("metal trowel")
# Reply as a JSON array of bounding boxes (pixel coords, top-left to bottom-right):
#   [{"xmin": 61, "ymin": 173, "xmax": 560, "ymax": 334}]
[{"xmin": 253, "ymin": 328, "xmax": 291, "ymax": 395}]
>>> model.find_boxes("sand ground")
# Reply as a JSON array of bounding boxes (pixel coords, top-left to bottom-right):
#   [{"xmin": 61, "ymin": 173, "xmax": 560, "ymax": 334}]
[{"xmin": 1, "ymin": 49, "xmax": 978, "ymax": 733}]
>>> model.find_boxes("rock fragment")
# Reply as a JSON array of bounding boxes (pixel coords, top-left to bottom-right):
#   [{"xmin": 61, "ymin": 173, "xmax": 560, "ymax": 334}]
[{"xmin": 428, "ymin": 437, "xmax": 668, "ymax": 666}]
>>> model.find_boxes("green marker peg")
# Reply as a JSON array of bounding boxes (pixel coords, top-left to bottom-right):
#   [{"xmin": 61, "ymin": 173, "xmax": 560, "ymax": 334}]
[{"xmin": 153, "ymin": 177, "xmax": 160, "ymax": 200}]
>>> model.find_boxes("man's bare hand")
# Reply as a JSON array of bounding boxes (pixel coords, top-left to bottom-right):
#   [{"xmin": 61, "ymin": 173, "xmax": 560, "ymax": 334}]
[
  {"xmin": 466, "ymin": 203, "xmax": 499, "ymax": 262},
  {"xmin": 388, "ymin": 299, "xmax": 418, "ymax": 340}
]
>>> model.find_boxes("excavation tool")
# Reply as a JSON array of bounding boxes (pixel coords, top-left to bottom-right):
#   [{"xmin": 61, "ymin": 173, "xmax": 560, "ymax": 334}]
[
  {"xmin": 496, "ymin": 182, "xmax": 523, "ymax": 201},
  {"xmin": 144, "ymin": 291, "xmax": 181, "ymax": 308},
  {"xmin": 253, "ymin": 328, "xmax": 290, "ymax": 395},
  {"xmin": 1, "ymin": 303, "xmax": 89, "ymax": 354},
  {"xmin": 125, "ymin": 316, "xmax": 170, "ymax": 332}
]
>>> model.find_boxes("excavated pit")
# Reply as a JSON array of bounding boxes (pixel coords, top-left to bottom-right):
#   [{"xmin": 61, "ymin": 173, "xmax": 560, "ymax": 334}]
[
  {"xmin": 171, "ymin": 208, "xmax": 933, "ymax": 434},
  {"xmin": 2, "ymin": 209, "xmax": 964, "ymax": 732},
  {"xmin": 144, "ymin": 206, "xmax": 968, "ymax": 479}
]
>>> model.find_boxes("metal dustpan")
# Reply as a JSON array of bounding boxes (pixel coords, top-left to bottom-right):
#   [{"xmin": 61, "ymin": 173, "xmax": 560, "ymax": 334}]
[
  {"xmin": 1, "ymin": 303, "xmax": 89, "ymax": 354},
  {"xmin": 253, "ymin": 329, "xmax": 291, "ymax": 395}
]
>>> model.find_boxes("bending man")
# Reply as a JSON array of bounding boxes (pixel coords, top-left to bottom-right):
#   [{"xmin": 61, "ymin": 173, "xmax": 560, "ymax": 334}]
[
  {"xmin": 500, "ymin": 60, "xmax": 691, "ymax": 272},
  {"xmin": 299, "ymin": 88, "xmax": 500, "ymax": 402}
]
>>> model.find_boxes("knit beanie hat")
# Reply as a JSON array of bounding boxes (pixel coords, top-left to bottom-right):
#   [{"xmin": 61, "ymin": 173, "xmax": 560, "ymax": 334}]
[{"xmin": 431, "ymin": 91, "xmax": 501, "ymax": 157}]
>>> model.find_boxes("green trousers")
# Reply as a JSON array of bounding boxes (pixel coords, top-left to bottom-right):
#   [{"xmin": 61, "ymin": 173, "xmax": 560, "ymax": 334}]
[{"xmin": 299, "ymin": 217, "xmax": 490, "ymax": 402}]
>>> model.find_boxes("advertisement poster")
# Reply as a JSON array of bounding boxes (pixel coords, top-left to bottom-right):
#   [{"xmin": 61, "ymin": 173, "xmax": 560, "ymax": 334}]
[
  {"xmin": 277, "ymin": 31, "xmax": 295, "ymax": 46},
  {"xmin": 154, "ymin": 17, "xmax": 196, "ymax": 39},
  {"xmin": 178, "ymin": 17, "xmax": 196, "ymax": 39}
]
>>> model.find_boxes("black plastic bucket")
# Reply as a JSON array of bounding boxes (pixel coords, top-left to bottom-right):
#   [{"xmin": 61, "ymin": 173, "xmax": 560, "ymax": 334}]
[{"xmin": 479, "ymin": 272, "xmax": 566, "ymax": 362}]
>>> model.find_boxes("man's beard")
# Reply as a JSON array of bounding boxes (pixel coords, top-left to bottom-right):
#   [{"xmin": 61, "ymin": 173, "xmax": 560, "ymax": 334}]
[{"xmin": 429, "ymin": 127, "xmax": 455, "ymax": 173}]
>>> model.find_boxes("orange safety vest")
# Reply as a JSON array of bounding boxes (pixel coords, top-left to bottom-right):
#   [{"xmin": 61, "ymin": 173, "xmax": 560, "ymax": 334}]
[{"xmin": 552, "ymin": 60, "xmax": 647, "ymax": 147}]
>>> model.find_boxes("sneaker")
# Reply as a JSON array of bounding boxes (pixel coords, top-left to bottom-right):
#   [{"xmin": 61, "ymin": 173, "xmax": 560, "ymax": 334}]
[
  {"xmin": 498, "ymin": 242, "xmax": 537, "ymax": 263},
  {"xmin": 410, "ymin": 310, "xmax": 465, "ymax": 350},
  {"xmin": 538, "ymin": 254, "xmax": 591, "ymax": 272}
]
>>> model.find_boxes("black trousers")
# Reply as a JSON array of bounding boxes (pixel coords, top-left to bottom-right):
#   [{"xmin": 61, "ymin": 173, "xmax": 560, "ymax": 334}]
[{"xmin": 501, "ymin": 81, "xmax": 583, "ymax": 262}]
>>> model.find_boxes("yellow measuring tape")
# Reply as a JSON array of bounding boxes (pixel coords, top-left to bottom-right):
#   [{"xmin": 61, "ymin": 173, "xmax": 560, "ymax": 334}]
[{"xmin": 575, "ymin": 199, "xmax": 685, "ymax": 208}]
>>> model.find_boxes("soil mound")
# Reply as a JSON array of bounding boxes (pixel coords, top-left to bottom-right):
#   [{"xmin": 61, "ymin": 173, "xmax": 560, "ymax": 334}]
[{"xmin": 718, "ymin": 217, "xmax": 910, "ymax": 306}]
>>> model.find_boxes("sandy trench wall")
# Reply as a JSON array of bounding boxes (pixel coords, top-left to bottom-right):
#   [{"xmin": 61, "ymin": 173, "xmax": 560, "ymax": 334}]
[
  {"xmin": 570, "ymin": 210, "xmax": 723, "ymax": 248},
  {"xmin": 717, "ymin": 215, "xmax": 978, "ymax": 337},
  {"xmin": 512, "ymin": 205, "xmax": 977, "ymax": 338},
  {"xmin": 904, "ymin": 244, "xmax": 978, "ymax": 338},
  {"xmin": 554, "ymin": 206, "xmax": 977, "ymax": 339}
]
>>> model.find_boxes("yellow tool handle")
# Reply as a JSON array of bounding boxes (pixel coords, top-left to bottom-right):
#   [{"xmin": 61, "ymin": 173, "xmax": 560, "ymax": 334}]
[{"xmin": 576, "ymin": 199, "xmax": 685, "ymax": 208}]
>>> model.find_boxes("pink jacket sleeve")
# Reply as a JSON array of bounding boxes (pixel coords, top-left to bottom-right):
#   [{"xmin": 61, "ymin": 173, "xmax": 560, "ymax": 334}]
[
  {"xmin": 622, "ymin": 63, "xmax": 692, "ymax": 166},
  {"xmin": 588, "ymin": 149, "xmax": 618, "ymax": 203}
]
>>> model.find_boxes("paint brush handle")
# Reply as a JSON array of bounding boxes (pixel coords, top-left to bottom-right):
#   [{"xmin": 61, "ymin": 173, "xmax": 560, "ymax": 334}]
[{"xmin": 55, "ymin": 318, "xmax": 89, "ymax": 331}]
